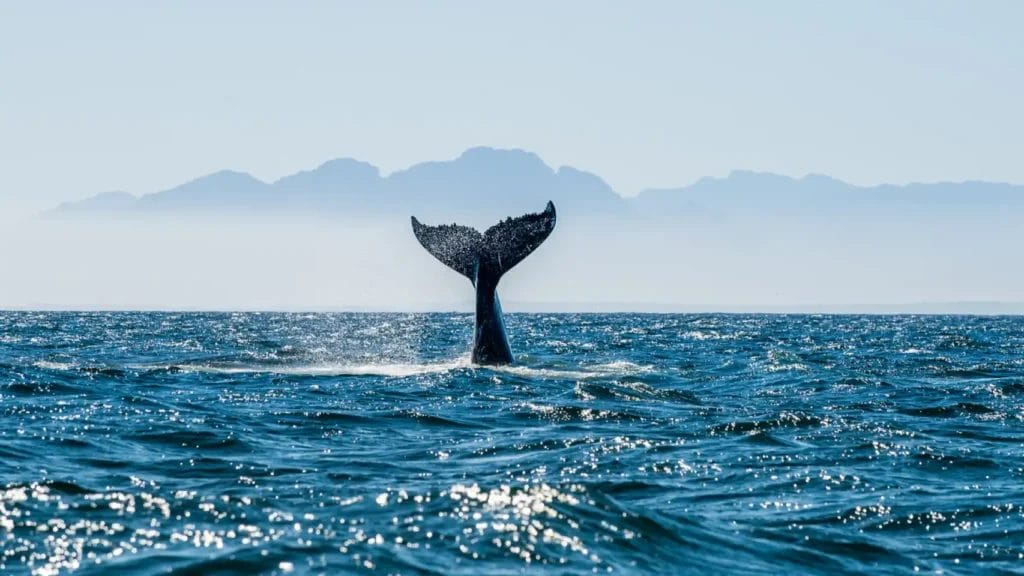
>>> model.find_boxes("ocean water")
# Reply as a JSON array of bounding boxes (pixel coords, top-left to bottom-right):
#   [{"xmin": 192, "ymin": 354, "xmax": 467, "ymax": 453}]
[{"xmin": 1, "ymin": 312, "xmax": 1023, "ymax": 575}]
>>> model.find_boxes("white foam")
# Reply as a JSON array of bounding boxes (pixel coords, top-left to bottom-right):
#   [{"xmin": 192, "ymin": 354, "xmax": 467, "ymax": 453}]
[
  {"xmin": 171, "ymin": 358, "xmax": 471, "ymax": 378},
  {"xmin": 33, "ymin": 360, "xmax": 75, "ymax": 371},
  {"xmin": 147, "ymin": 358, "xmax": 651, "ymax": 380},
  {"xmin": 484, "ymin": 360, "xmax": 652, "ymax": 381}
]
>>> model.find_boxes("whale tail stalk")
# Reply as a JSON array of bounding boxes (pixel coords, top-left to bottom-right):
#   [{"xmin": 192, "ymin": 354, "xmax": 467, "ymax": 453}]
[{"xmin": 411, "ymin": 201, "xmax": 557, "ymax": 365}]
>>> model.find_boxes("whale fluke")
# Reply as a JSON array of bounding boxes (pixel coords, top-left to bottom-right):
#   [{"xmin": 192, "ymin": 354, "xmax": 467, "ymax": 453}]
[
  {"xmin": 411, "ymin": 201, "xmax": 557, "ymax": 365},
  {"xmin": 411, "ymin": 201, "xmax": 556, "ymax": 282},
  {"xmin": 483, "ymin": 201, "xmax": 557, "ymax": 276},
  {"xmin": 409, "ymin": 221, "xmax": 483, "ymax": 280}
]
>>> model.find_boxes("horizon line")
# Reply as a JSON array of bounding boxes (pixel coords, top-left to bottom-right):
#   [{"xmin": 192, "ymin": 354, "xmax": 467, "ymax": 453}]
[{"xmin": 4, "ymin": 302, "xmax": 1024, "ymax": 316}]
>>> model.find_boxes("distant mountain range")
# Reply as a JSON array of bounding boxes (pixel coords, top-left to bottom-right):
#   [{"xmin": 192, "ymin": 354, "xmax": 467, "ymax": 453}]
[{"xmin": 48, "ymin": 146, "xmax": 1024, "ymax": 221}]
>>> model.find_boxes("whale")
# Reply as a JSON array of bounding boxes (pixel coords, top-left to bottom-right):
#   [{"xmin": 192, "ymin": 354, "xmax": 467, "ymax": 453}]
[{"xmin": 411, "ymin": 201, "xmax": 557, "ymax": 365}]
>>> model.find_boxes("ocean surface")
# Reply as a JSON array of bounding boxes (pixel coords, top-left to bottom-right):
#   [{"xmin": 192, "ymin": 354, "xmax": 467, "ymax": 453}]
[{"xmin": 1, "ymin": 312, "xmax": 1023, "ymax": 575}]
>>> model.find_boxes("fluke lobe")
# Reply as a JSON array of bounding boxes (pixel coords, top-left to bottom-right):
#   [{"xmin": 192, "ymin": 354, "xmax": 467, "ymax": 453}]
[{"xmin": 411, "ymin": 201, "xmax": 557, "ymax": 365}]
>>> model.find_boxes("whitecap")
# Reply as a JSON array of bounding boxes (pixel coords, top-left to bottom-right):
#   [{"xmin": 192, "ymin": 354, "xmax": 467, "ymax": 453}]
[
  {"xmin": 140, "ymin": 357, "xmax": 652, "ymax": 381},
  {"xmin": 32, "ymin": 360, "xmax": 76, "ymax": 371},
  {"xmin": 165, "ymin": 358, "xmax": 470, "ymax": 378}
]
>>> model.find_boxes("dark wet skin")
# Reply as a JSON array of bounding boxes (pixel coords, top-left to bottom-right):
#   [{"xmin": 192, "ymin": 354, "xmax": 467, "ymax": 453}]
[
  {"xmin": 411, "ymin": 202, "xmax": 556, "ymax": 365},
  {"xmin": 470, "ymin": 259, "xmax": 513, "ymax": 364}
]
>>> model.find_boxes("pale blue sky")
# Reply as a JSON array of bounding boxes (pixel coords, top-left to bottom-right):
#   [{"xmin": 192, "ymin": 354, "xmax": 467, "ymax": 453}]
[{"xmin": 1, "ymin": 1, "xmax": 1022, "ymax": 216}]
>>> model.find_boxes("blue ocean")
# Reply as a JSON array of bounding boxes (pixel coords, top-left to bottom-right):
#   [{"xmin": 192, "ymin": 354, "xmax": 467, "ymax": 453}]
[{"xmin": 1, "ymin": 312, "xmax": 1022, "ymax": 575}]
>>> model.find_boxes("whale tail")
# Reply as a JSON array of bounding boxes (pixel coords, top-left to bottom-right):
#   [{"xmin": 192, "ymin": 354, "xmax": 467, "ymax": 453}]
[
  {"xmin": 411, "ymin": 201, "xmax": 556, "ymax": 365},
  {"xmin": 411, "ymin": 201, "xmax": 557, "ymax": 282}
]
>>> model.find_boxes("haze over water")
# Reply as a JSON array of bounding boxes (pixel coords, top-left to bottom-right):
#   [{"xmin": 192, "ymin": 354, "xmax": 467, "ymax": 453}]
[{"xmin": 2, "ymin": 312, "xmax": 1023, "ymax": 574}]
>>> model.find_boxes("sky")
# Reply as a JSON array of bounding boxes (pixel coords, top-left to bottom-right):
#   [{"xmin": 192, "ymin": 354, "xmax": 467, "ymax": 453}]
[
  {"xmin": 2, "ymin": 1, "xmax": 1023, "ymax": 217},
  {"xmin": 1, "ymin": 2, "xmax": 1023, "ymax": 311}
]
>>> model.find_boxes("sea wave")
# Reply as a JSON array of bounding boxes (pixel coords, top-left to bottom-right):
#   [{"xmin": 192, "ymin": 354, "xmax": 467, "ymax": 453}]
[{"xmin": 2, "ymin": 312, "xmax": 1024, "ymax": 575}]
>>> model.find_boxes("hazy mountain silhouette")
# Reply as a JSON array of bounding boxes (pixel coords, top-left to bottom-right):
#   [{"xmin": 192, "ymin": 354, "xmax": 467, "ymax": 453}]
[
  {"xmin": 26, "ymin": 147, "xmax": 1024, "ymax": 313},
  {"xmin": 50, "ymin": 147, "xmax": 624, "ymax": 223},
  {"xmin": 136, "ymin": 170, "xmax": 276, "ymax": 210},
  {"xmin": 49, "ymin": 147, "xmax": 1024, "ymax": 221},
  {"xmin": 634, "ymin": 170, "xmax": 1024, "ymax": 221},
  {"xmin": 54, "ymin": 190, "xmax": 137, "ymax": 212},
  {"xmin": 272, "ymin": 158, "xmax": 384, "ymax": 211}
]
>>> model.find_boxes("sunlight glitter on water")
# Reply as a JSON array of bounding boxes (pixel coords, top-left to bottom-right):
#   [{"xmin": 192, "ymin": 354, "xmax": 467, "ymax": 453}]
[
  {"xmin": 0, "ymin": 479, "xmax": 625, "ymax": 576},
  {"xmin": 3, "ymin": 312, "xmax": 1024, "ymax": 574}
]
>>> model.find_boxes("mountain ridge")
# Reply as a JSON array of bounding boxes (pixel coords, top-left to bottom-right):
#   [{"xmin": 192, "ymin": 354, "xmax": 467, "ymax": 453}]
[{"xmin": 48, "ymin": 147, "xmax": 1024, "ymax": 219}]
